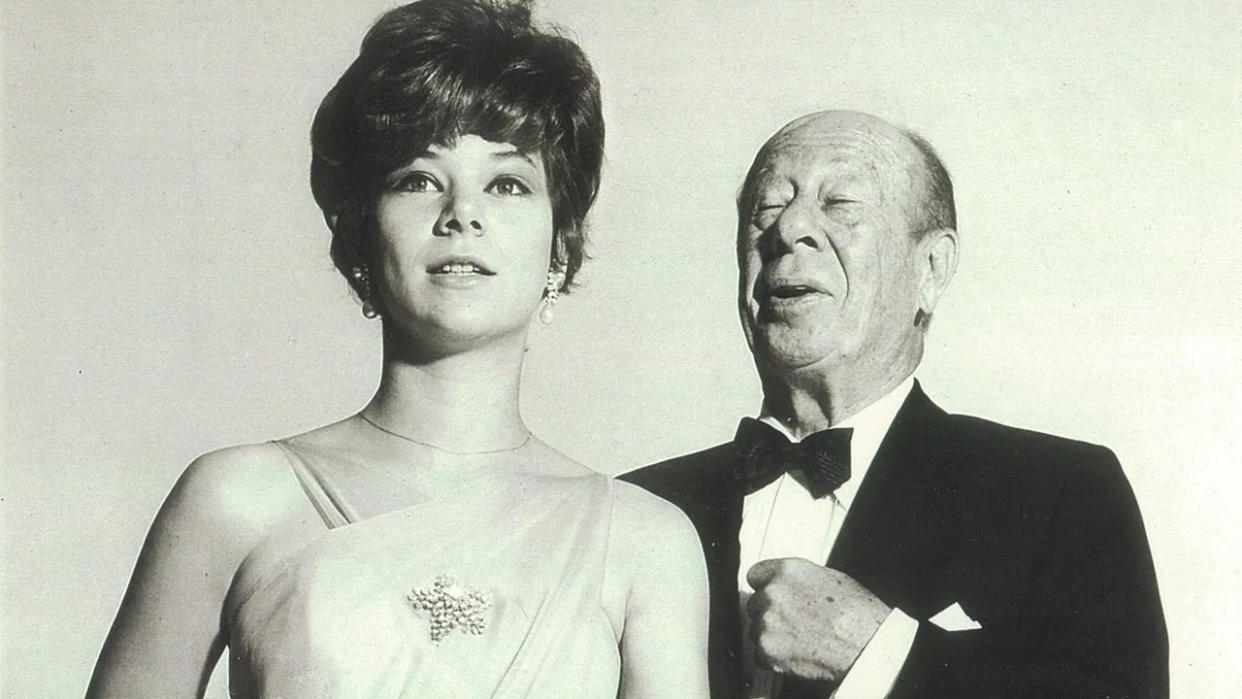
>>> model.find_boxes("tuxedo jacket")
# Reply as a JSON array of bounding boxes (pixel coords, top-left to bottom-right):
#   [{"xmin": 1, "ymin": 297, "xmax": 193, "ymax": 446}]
[{"xmin": 621, "ymin": 383, "xmax": 1167, "ymax": 699}]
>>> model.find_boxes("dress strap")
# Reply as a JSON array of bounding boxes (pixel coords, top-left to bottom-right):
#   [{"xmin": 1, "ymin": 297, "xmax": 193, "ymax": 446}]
[{"xmin": 271, "ymin": 440, "xmax": 357, "ymax": 528}]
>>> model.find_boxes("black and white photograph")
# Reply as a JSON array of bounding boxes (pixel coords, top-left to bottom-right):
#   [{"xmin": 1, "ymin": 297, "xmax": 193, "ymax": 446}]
[{"xmin": 3, "ymin": 0, "xmax": 1239, "ymax": 696}]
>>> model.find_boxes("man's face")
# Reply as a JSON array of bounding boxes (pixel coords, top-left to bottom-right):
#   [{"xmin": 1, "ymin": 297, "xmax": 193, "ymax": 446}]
[{"xmin": 737, "ymin": 113, "xmax": 926, "ymax": 375}]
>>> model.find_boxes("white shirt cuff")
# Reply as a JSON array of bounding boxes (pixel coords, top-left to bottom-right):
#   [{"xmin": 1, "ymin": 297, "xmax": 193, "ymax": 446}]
[{"xmin": 830, "ymin": 607, "xmax": 918, "ymax": 699}]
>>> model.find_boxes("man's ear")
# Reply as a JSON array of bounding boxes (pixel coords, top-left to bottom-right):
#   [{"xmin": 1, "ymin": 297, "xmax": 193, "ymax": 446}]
[{"xmin": 917, "ymin": 228, "xmax": 959, "ymax": 319}]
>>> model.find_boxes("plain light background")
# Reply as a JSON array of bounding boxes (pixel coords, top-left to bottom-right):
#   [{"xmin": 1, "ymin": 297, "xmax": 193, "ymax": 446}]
[{"xmin": 3, "ymin": 0, "xmax": 1240, "ymax": 695}]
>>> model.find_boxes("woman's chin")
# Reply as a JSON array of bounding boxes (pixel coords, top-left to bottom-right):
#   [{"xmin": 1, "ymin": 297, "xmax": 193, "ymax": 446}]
[{"xmin": 387, "ymin": 310, "xmax": 532, "ymax": 353}]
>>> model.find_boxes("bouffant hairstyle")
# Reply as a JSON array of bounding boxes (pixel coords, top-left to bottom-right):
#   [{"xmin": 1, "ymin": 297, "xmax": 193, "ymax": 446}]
[{"xmin": 310, "ymin": 0, "xmax": 604, "ymax": 296}]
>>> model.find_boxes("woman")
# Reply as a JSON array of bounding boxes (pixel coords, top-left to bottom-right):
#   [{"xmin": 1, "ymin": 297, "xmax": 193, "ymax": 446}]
[{"xmin": 87, "ymin": 1, "xmax": 709, "ymax": 696}]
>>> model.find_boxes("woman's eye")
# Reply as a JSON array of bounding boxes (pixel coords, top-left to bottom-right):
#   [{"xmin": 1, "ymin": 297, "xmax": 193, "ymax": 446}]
[
  {"xmin": 393, "ymin": 172, "xmax": 441, "ymax": 193},
  {"xmin": 488, "ymin": 177, "xmax": 531, "ymax": 196}
]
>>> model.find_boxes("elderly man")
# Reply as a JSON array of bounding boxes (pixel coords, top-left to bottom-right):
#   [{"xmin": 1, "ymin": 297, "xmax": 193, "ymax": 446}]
[{"xmin": 622, "ymin": 111, "xmax": 1167, "ymax": 698}]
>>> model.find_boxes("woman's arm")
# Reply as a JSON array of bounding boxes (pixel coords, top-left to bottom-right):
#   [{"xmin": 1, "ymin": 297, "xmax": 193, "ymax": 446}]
[
  {"xmin": 86, "ymin": 445, "xmax": 284, "ymax": 698},
  {"xmin": 612, "ymin": 482, "xmax": 711, "ymax": 699}
]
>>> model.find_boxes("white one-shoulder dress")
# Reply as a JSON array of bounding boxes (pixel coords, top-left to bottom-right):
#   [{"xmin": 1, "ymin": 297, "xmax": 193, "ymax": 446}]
[{"xmin": 225, "ymin": 440, "xmax": 623, "ymax": 698}]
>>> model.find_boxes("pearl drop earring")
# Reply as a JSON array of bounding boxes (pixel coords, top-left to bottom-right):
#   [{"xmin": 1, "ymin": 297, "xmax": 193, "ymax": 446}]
[
  {"xmin": 540, "ymin": 268, "xmax": 566, "ymax": 324},
  {"xmin": 351, "ymin": 265, "xmax": 379, "ymax": 319}
]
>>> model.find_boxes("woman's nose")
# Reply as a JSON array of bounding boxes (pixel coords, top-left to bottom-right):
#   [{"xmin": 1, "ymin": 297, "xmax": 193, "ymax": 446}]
[{"xmin": 434, "ymin": 195, "xmax": 484, "ymax": 237}]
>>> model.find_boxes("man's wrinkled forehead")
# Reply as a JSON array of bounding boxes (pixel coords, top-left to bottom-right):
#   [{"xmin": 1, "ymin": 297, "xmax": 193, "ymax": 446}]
[
  {"xmin": 750, "ymin": 147, "xmax": 874, "ymax": 194},
  {"xmin": 769, "ymin": 120, "xmax": 906, "ymax": 174},
  {"xmin": 742, "ymin": 116, "xmax": 918, "ymax": 207}
]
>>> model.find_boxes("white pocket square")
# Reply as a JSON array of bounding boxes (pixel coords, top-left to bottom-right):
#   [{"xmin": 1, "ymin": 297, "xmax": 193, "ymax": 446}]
[{"xmin": 929, "ymin": 602, "xmax": 982, "ymax": 631}]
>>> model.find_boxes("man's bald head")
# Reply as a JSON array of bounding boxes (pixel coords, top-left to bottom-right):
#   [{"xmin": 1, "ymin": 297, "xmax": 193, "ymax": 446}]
[
  {"xmin": 739, "ymin": 110, "xmax": 955, "ymax": 239},
  {"xmin": 734, "ymin": 109, "xmax": 961, "ymax": 410}
]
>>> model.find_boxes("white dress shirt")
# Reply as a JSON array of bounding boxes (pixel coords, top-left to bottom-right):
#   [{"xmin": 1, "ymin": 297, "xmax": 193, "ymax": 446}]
[{"xmin": 738, "ymin": 376, "xmax": 919, "ymax": 699}]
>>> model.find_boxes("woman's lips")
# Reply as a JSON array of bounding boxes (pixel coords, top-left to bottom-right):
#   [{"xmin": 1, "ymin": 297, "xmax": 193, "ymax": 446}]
[
  {"xmin": 429, "ymin": 262, "xmax": 495, "ymax": 276},
  {"xmin": 425, "ymin": 256, "xmax": 496, "ymax": 276}
]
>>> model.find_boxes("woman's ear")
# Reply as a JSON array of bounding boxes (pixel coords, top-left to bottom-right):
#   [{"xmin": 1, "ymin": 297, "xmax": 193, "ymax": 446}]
[{"xmin": 917, "ymin": 227, "xmax": 959, "ymax": 321}]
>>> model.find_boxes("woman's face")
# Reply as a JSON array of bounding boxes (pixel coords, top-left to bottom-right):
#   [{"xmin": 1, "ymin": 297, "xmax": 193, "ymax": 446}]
[{"xmin": 370, "ymin": 134, "xmax": 555, "ymax": 350}]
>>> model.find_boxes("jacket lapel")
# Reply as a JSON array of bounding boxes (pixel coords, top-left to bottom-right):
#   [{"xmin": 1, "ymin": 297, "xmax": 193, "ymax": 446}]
[
  {"xmin": 690, "ymin": 448, "xmax": 747, "ymax": 699},
  {"xmin": 827, "ymin": 383, "xmax": 958, "ymax": 617}
]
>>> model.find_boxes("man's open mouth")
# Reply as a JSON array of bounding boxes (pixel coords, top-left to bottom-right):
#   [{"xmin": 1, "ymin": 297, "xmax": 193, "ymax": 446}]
[{"xmin": 766, "ymin": 284, "xmax": 820, "ymax": 300}]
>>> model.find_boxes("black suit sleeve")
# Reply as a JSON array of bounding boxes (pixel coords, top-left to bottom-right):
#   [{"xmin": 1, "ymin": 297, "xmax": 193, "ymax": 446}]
[{"xmin": 893, "ymin": 447, "xmax": 1168, "ymax": 699}]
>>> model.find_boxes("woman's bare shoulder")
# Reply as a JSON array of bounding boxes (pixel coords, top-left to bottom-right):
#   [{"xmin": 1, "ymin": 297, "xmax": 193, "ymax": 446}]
[
  {"xmin": 609, "ymin": 479, "xmax": 699, "ymax": 543},
  {"xmin": 525, "ymin": 446, "xmax": 696, "ymax": 539},
  {"xmin": 165, "ymin": 441, "xmax": 308, "ymax": 544},
  {"xmin": 604, "ymin": 480, "xmax": 707, "ymax": 628},
  {"xmin": 522, "ymin": 443, "xmax": 695, "ymax": 535},
  {"xmin": 179, "ymin": 414, "xmax": 368, "ymax": 520}
]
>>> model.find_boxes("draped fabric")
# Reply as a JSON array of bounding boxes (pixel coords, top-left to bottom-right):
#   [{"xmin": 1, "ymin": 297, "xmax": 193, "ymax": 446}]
[{"xmin": 226, "ymin": 441, "xmax": 621, "ymax": 698}]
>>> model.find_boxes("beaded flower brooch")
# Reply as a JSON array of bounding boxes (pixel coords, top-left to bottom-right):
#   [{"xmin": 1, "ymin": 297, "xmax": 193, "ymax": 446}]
[{"xmin": 407, "ymin": 575, "xmax": 493, "ymax": 643}]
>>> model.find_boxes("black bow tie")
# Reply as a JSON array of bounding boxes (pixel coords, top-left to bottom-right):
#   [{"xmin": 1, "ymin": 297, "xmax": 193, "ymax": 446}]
[{"xmin": 732, "ymin": 417, "xmax": 852, "ymax": 499}]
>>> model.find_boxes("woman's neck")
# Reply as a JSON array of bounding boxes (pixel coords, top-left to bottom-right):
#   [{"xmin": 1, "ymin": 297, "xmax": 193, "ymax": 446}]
[{"xmin": 363, "ymin": 335, "xmax": 529, "ymax": 453}]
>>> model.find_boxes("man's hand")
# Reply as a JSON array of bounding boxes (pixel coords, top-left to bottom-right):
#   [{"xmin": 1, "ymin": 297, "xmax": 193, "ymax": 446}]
[{"xmin": 746, "ymin": 558, "xmax": 891, "ymax": 683}]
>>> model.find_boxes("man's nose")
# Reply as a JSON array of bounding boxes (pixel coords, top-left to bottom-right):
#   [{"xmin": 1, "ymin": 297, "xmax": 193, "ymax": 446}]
[
  {"xmin": 434, "ymin": 193, "xmax": 484, "ymax": 237},
  {"xmin": 767, "ymin": 199, "xmax": 825, "ymax": 255}
]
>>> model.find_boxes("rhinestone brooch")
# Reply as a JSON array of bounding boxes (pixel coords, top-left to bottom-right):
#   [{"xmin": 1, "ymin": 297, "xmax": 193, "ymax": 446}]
[{"xmin": 407, "ymin": 575, "xmax": 493, "ymax": 643}]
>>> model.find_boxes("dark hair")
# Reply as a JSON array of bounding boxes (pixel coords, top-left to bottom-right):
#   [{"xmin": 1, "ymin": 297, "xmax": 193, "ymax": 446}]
[
  {"xmin": 310, "ymin": 0, "xmax": 604, "ymax": 296},
  {"xmin": 901, "ymin": 130, "xmax": 956, "ymax": 236}
]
